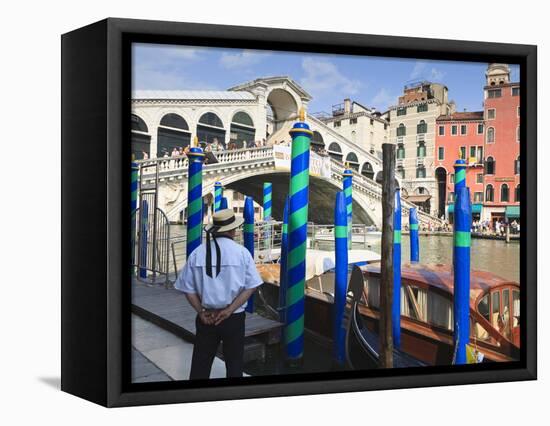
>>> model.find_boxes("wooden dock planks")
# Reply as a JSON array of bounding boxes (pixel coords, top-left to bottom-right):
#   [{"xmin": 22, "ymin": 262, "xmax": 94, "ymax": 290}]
[{"xmin": 131, "ymin": 280, "xmax": 283, "ymax": 346}]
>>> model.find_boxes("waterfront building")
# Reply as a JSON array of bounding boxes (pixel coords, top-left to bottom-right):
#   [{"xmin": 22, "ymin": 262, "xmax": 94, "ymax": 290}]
[
  {"xmin": 435, "ymin": 112, "xmax": 485, "ymax": 222},
  {"xmin": 481, "ymin": 64, "xmax": 520, "ymax": 226},
  {"xmin": 315, "ymin": 98, "xmax": 388, "ymax": 174},
  {"xmin": 388, "ymin": 81, "xmax": 455, "ymax": 216}
]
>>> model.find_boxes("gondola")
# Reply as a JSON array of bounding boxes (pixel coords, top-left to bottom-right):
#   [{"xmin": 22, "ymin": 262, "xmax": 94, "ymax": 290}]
[{"xmin": 344, "ymin": 265, "xmax": 426, "ymax": 369}]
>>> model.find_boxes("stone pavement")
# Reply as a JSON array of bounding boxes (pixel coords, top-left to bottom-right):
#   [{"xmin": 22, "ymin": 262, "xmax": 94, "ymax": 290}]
[{"xmin": 131, "ymin": 314, "xmax": 227, "ymax": 381}]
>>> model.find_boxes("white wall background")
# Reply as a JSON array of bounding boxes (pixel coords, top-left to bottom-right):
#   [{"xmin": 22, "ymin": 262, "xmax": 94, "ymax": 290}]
[{"xmin": 1, "ymin": 0, "xmax": 546, "ymax": 422}]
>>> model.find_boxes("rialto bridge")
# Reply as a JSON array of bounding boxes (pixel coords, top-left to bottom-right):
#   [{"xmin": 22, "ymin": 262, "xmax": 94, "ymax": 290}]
[{"xmin": 136, "ymin": 145, "xmax": 443, "ymax": 228}]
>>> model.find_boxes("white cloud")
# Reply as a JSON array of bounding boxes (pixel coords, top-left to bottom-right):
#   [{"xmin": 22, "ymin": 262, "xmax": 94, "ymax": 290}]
[
  {"xmin": 300, "ymin": 57, "xmax": 362, "ymax": 96},
  {"xmin": 370, "ymin": 88, "xmax": 400, "ymax": 110},
  {"xmin": 409, "ymin": 61, "xmax": 445, "ymax": 82},
  {"xmin": 219, "ymin": 50, "xmax": 269, "ymax": 70}
]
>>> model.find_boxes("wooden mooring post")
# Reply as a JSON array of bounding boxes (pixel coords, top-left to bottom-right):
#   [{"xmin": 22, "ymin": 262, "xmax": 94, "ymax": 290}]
[{"xmin": 379, "ymin": 143, "xmax": 395, "ymax": 368}]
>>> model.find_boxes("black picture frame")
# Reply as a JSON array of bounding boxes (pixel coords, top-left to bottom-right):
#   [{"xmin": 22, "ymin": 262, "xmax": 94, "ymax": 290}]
[{"xmin": 61, "ymin": 17, "xmax": 537, "ymax": 407}]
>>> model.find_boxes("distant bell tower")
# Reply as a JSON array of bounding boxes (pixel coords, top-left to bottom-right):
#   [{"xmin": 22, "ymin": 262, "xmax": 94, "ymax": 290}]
[{"xmin": 485, "ymin": 63, "xmax": 511, "ymax": 86}]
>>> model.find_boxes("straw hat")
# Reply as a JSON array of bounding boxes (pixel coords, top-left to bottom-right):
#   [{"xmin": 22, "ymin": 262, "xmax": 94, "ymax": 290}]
[{"xmin": 204, "ymin": 209, "xmax": 244, "ymax": 233}]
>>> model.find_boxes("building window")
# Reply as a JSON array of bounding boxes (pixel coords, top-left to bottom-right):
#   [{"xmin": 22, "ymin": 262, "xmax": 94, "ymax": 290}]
[
  {"xmin": 476, "ymin": 173, "xmax": 483, "ymax": 184},
  {"xmin": 517, "ymin": 106, "xmax": 520, "ymax": 117},
  {"xmin": 350, "ymin": 117, "xmax": 357, "ymax": 125},
  {"xmin": 384, "ymin": 123, "xmax": 388, "ymax": 130},
  {"xmin": 438, "ymin": 147, "xmax": 444, "ymax": 160},
  {"xmin": 417, "ymin": 120, "xmax": 427, "ymax": 134},
  {"xmin": 477, "ymin": 146, "xmax": 484, "ymax": 163},
  {"xmin": 397, "ymin": 144, "xmax": 405, "ymax": 159},
  {"xmin": 485, "ymin": 156, "xmax": 495, "ymax": 175},
  {"xmin": 488, "ymin": 88, "xmax": 502, "ymax": 98},
  {"xmin": 417, "ymin": 142, "xmax": 426, "ymax": 158},
  {"xmin": 474, "ymin": 192, "xmax": 484, "ymax": 202},
  {"xmin": 451, "ymin": 125, "xmax": 458, "ymax": 136},
  {"xmin": 370, "ymin": 118, "xmax": 374, "ymax": 125},
  {"xmin": 514, "ymin": 156, "xmax": 520, "ymax": 175},
  {"xmin": 417, "ymin": 103, "xmax": 428, "ymax": 113},
  {"xmin": 397, "ymin": 166, "xmax": 405, "ymax": 179},
  {"xmin": 501, "ymin": 184, "xmax": 509, "ymax": 202},
  {"xmin": 448, "ymin": 192, "xmax": 455, "ymax": 203},
  {"xmin": 397, "ymin": 107, "xmax": 407, "ymax": 116},
  {"xmin": 515, "ymin": 185, "xmax": 520, "ymax": 202},
  {"xmin": 334, "ymin": 120, "xmax": 341, "ymax": 128},
  {"xmin": 416, "ymin": 166, "xmax": 426, "ymax": 178},
  {"xmin": 486, "ymin": 127, "xmax": 495, "ymax": 143},
  {"xmin": 460, "ymin": 146, "xmax": 466, "ymax": 160},
  {"xmin": 487, "ymin": 108, "xmax": 496, "ymax": 120},
  {"xmin": 397, "ymin": 123, "xmax": 406, "ymax": 137},
  {"xmin": 512, "ymin": 87, "xmax": 520, "ymax": 96},
  {"xmin": 517, "ymin": 125, "xmax": 520, "ymax": 143},
  {"xmin": 477, "ymin": 123, "xmax": 484, "ymax": 134},
  {"xmin": 486, "ymin": 184, "xmax": 494, "ymax": 202},
  {"xmin": 469, "ymin": 146, "xmax": 476, "ymax": 159},
  {"xmin": 449, "ymin": 173, "xmax": 454, "ymax": 184},
  {"xmin": 438, "ymin": 125, "xmax": 445, "ymax": 136},
  {"xmin": 460, "ymin": 124, "xmax": 467, "ymax": 135}
]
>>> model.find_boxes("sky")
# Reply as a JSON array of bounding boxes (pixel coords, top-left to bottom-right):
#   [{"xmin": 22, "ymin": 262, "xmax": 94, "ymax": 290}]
[{"xmin": 132, "ymin": 43, "xmax": 520, "ymax": 114}]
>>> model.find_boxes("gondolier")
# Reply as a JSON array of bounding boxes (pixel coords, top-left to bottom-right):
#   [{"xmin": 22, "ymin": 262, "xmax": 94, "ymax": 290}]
[{"xmin": 175, "ymin": 209, "xmax": 263, "ymax": 379}]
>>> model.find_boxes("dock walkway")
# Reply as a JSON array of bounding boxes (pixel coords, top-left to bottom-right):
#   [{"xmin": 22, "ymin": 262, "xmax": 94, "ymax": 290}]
[{"xmin": 132, "ymin": 280, "xmax": 283, "ymax": 363}]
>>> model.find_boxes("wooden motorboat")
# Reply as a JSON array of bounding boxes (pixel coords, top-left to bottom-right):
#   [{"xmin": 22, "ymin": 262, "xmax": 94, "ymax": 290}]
[{"xmin": 257, "ymin": 259, "xmax": 520, "ymax": 366}]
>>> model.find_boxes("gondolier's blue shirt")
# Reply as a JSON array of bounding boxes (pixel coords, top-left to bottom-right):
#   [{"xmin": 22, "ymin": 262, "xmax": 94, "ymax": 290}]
[{"xmin": 175, "ymin": 237, "xmax": 263, "ymax": 313}]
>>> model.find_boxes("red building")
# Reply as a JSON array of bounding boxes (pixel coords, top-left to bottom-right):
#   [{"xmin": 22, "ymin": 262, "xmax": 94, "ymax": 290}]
[
  {"xmin": 435, "ymin": 112, "xmax": 485, "ymax": 222},
  {"xmin": 482, "ymin": 64, "xmax": 520, "ymax": 226}
]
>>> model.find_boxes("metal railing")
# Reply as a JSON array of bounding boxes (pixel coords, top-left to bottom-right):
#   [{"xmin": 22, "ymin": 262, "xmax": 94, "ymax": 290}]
[{"xmin": 308, "ymin": 223, "xmax": 378, "ymax": 250}]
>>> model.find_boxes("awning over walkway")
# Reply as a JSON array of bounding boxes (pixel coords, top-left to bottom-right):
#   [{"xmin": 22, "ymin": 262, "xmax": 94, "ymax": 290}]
[
  {"xmin": 472, "ymin": 204, "xmax": 483, "ymax": 214},
  {"xmin": 505, "ymin": 205, "xmax": 520, "ymax": 219},
  {"xmin": 448, "ymin": 203, "xmax": 482, "ymax": 214}
]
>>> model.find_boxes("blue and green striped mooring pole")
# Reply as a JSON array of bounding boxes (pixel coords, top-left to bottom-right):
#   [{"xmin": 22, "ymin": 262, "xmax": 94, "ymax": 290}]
[
  {"xmin": 393, "ymin": 189, "xmax": 402, "ymax": 348},
  {"xmin": 186, "ymin": 139, "xmax": 205, "ymax": 258},
  {"xmin": 263, "ymin": 182, "xmax": 272, "ymax": 220},
  {"xmin": 454, "ymin": 158, "xmax": 467, "ymax": 197},
  {"xmin": 409, "ymin": 207, "xmax": 419, "ymax": 263},
  {"xmin": 214, "ymin": 181, "xmax": 223, "ymax": 212},
  {"xmin": 342, "ymin": 168, "xmax": 353, "ymax": 250},
  {"xmin": 278, "ymin": 196, "xmax": 290, "ymax": 323},
  {"xmin": 453, "ymin": 186, "xmax": 471, "ymax": 364},
  {"xmin": 285, "ymin": 108, "xmax": 312, "ymax": 363},
  {"xmin": 333, "ymin": 191, "xmax": 348, "ymax": 365},
  {"xmin": 244, "ymin": 196, "xmax": 255, "ymax": 313}
]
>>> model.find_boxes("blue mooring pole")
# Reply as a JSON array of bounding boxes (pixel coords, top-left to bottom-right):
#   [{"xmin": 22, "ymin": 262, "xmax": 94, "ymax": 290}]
[
  {"xmin": 244, "ymin": 196, "xmax": 255, "ymax": 313},
  {"xmin": 278, "ymin": 196, "xmax": 290, "ymax": 323},
  {"xmin": 139, "ymin": 199, "xmax": 149, "ymax": 279},
  {"xmin": 220, "ymin": 196, "xmax": 228, "ymax": 210},
  {"xmin": 392, "ymin": 189, "xmax": 402, "ymax": 348},
  {"xmin": 453, "ymin": 186, "xmax": 471, "ymax": 364},
  {"xmin": 333, "ymin": 191, "xmax": 348, "ymax": 365},
  {"xmin": 409, "ymin": 207, "xmax": 419, "ymax": 263}
]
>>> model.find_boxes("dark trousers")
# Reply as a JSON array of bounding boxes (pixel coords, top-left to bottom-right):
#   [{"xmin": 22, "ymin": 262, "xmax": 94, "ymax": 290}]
[{"xmin": 189, "ymin": 311, "xmax": 245, "ymax": 380}]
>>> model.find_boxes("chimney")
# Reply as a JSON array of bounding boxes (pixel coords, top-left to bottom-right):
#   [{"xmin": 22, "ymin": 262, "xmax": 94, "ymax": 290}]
[{"xmin": 344, "ymin": 98, "xmax": 351, "ymax": 114}]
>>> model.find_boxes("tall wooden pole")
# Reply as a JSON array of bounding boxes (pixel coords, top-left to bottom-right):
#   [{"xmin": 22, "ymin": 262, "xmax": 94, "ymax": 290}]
[{"xmin": 379, "ymin": 143, "xmax": 395, "ymax": 369}]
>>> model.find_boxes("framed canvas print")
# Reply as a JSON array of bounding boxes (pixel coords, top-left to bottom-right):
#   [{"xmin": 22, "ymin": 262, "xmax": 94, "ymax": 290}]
[{"xmin": 61, "ymin": 18, "xmax": 537, "ymax": 407}]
